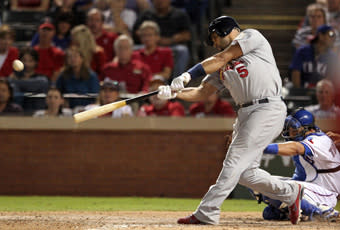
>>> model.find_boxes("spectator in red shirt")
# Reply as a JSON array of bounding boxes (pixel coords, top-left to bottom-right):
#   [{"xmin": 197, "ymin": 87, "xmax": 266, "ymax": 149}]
[
  {"xmin": 189, "ymin": 93, "xmax": 236, "ymax": 118},
  {"xmin": 133, "ymin": 0, "xmax": 191, "ymax": 78},
  {"xmin": 34, "ymin": 22, "xmax": 65, "ymax": 82},
  {"xmin": 134, "ymin": 20, "xmax": 174, "ymax": 81},
  {"xmin": 71, "ymin": 24, "xmax": 106, "ymax": 78},
  {"xmin": 0, "ymin": 25, "xmax": 19, "ymax": 78},
  {"xmin": 102, "ymin": 34, "xmax": 152, "ymax": 93},
  {"xmin": 138, "ymin": 75, "xmax": 185, "ymax": 116},
  {"xmin": 87, "ymin": 8, "xmax": 118, "ymax": 63}
]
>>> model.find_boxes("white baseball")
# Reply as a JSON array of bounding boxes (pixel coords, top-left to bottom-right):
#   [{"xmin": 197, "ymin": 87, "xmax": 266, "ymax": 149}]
[{"xmin": 13, "ymin": 59, "xmax": 24, "ymax": 72}]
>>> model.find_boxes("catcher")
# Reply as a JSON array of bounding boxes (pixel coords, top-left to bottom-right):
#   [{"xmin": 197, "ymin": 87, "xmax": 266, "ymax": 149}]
[{"xmin": 252, "ymin": 108, "xmax": 340, "ymax": 222}]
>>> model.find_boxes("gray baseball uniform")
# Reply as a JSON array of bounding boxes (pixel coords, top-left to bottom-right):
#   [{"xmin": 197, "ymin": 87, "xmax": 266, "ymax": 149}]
[{"xmin": 193, "ymin": 29, "xmax": 300, "ymax": 224}]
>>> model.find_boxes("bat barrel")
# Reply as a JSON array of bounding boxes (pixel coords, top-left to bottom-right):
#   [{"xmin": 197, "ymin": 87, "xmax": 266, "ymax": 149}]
[
  {"xmin": 73, "ymin": 100, "xmax": 126, "ymax": 123},
  {"xmin": 73, "ymin": 90, "xmax": 159, "ymax": 123}
]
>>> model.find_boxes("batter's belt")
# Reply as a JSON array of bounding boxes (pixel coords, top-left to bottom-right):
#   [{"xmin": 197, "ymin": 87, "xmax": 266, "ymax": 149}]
[{"xmin": 237, "ymin": 96, "xmax": 283, "ymax": 109}]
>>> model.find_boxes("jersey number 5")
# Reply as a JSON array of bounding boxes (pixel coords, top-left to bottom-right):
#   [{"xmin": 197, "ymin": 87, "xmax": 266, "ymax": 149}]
[{"xmin": 236, "ymin": 65, "xmax": 249, "ymax": 78}]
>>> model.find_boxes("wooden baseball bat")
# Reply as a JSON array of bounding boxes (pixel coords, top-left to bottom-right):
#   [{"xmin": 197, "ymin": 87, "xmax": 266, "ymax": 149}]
[{"xmin": 73, "ymin": 90, "xmax": 159, "ymax": 123}]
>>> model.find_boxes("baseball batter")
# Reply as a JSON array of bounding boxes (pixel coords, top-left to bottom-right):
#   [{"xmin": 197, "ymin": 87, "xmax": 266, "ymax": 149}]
[
  {"xmin": 158, "ymin": 16, "xmax": 303, "ymax": 225},
  {"xmin": 258, "ymin": 108, "xmax": 340, "ymax": 221}
]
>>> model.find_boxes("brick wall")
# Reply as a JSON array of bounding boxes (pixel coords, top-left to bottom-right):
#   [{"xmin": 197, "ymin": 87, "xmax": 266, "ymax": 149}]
[{"xmin": 0, "ymin": 129, "xmax": 231, "ymax": 198}]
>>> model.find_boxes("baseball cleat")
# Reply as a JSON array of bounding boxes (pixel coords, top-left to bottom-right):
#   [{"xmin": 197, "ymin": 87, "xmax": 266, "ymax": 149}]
[
  {"xmin": 321, "ymin": 208, "xmax": 339, "ymax": 222},
  {"xmin": 288, "ymin": 183, "xmax": 304, "ymax": 225},
  {"xmin": 177, "ymin": 214, "xmax": 205, "ymax": 225}
]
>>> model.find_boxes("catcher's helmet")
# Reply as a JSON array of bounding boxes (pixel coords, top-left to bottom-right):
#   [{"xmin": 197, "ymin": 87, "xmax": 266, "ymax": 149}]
[
  {"xmin": 206, "ymin": 16, "xmax": 240, "ymax": 46},
  {"xmin": 281, "ymin": 108, "xmax": 316, "ymax": 141}
]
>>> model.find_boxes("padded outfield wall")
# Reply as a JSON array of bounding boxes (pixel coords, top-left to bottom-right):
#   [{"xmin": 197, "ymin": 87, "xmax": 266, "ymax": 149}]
[{"xmin": 0, "ymin": 117, "xmax": 336, "ymax": 198}]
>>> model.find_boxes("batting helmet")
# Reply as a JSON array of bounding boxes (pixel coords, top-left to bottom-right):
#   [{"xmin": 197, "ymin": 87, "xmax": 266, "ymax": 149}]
[
  {"xmin": 206, "ymin": 16, "xmax": 240, "ymax": 46},
  {"xmin": 281, "ymin": 108, "xmax": 316, "ymax": 141}
]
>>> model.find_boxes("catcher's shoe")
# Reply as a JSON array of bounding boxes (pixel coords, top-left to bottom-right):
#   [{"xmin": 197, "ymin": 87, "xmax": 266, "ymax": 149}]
[
  {"xmin": 177, "ymin": 214, "xmax": 205, "ymax": 225},
  {"xmin": 320, "ymin": 208, "xmax": 339, "ymax": 222},
  {"xmin": 289, "ymin": 183, "xmax": 304, "ymax": 225}
]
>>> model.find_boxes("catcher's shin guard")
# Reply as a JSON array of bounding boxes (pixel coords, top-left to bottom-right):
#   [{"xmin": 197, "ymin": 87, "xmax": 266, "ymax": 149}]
[
  {"xmin": 300, "ymin": 198, "xmax": 322, "ymax": 220},
  {"xmin": 249, "ymin": 189, "xmax": 288, "ymax": 220},
  {"xmin": 263, "ymin": 205, "xmax": 289, "ymax": 220}
]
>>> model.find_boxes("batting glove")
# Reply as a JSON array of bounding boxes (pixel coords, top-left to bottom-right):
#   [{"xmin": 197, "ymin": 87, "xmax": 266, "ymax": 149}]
[
  {"xmin": 170, "ymin": 72, "xmax": 191, "ymax": 91},
  {"xmin": 157, "ymin": 85, "xmax": 177, "ymax": 100}
]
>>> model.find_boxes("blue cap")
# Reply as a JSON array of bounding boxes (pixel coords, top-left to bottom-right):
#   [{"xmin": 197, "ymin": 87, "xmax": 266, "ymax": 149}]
[
  {"xmin": 316, "ymin": 24, "xmax": 333, "ymax": 35},
  {"xmin": 311, "ymin": 24, "xmax": 334, "ymax": 43}
]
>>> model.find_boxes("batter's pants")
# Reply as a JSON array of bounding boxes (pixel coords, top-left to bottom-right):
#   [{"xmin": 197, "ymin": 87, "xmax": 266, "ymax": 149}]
[{"xmin": 194, "ymin": 100, "xmax": 300, "ymax": 224}]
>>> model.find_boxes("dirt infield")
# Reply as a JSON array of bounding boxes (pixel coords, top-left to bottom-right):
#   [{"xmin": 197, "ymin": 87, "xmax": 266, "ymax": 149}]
[{"xmin": 0, "ymin": 211, "xmax": 338, "ymax": 230}]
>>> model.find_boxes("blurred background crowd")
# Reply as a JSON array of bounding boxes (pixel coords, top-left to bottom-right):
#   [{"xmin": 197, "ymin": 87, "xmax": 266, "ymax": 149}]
[{"xmin": 0, "ymin": 0, "xmax": 339, "ymax": 120}]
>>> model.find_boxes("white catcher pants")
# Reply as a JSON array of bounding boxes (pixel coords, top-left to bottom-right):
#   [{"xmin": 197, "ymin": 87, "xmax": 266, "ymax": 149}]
[
  {"xmin": 300, "ymin": 181, "xmax": 338, "ymax": 209},
  {"xmin": 194, "ymin": 99, "xmax": 301, "ymax": 224}
]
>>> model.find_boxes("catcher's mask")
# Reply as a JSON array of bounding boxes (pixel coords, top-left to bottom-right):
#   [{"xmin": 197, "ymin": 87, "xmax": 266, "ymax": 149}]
[
  {"xmin": 206, "ymin": 16, "xmax": 240, "ymax": 46},
  {"xmin": 281, "ymin": 108, "xmax": 316, "ymax": 141}
]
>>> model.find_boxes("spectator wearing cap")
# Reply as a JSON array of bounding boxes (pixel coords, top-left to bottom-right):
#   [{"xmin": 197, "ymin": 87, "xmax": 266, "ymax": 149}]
[
  {"xmin": 33, "ymin": 87, "xmax": 72, "ymax": 117},
  {"xmin": 0, "ymin": 78, "xmax": 23, "ymax": 115},
  {"xmin": 134, "ymin": 21, "xmax": 174, "ymax": 81},
  {"xmin": 83, "ymin": 78, "xmax": 134, "ymax": 117},
  {"xmin": 138, "ymin": 75, "xmax": 184, "ymax": 116},
  {"xmin": 305, "ymin": 79, "xmax": 340, "ymax": 119},
  {"xmin": 31, "ymin": 11, "xmax": 74, "ymax": 51},
  {"xmin": 87, "ymin": 8, "xmax": 119, "ymax": 63},
  {"xmin": 102, "ymin": 34, "xmax": 152, "ymax": 93},
  {"xmin": 290, "ymin": 24, "xmax": 337, "ymax": 88},
  {"xmin": 0, "ymin": 25, "xmax": 19, "ymax": 78},
  {"xmin": 56, "ymin": 46, "xmax": 99, "ymax": 108},
  {"xmin": 189, "ymin": 93, "xmax": 236, "ymax": 118},
  {"xmin": 34, "ymin": 21, "xmax": 65, "ymax": 82}
]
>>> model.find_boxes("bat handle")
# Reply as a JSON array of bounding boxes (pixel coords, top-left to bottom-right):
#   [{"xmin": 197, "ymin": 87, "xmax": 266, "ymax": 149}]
[{"xmin": 125, "ymin": 90, "xmax": 158, "ymax": 105}]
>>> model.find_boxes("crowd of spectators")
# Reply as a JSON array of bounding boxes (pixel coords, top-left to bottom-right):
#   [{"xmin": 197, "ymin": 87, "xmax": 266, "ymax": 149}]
[
  {"xmin": 292, "ymin": 3, "xmax": 327, "ymax": 50},
  {"xmin": 290, "ymin": 24, "xmax": 337, "ymax": 88},
  {"xmin": 287, "ymin": 0, "xmax": 340, "ymax": 119},
  {"xmin": 0, "ymin": 0, "xmax": 339, "ymax": 120}
]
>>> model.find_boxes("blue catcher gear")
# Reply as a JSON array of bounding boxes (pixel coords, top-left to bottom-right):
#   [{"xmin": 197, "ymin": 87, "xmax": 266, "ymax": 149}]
[
  {"xmin": 250, "ymin": 188, "xmax": 335, "ymax": 222},
  {"xmin": 263, "ymin": 205, "xmax": 288, "ymax": 220},
  {"xmin": 249, "ymin": 189, "xmax": 288, "ymax": 220},
  {"xmin": 206, "ymin": 16, "xmax": 240, "ymax": 46},
  {"xmin": 281, "ymin": 108, "xmax": 316, "ymax": 141}
]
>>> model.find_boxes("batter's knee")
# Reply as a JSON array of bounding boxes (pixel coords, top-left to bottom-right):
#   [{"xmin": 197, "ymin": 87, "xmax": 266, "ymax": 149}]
[{"xmin": 238, "ymin": 168, "xmax": 256, "ymax": 186}]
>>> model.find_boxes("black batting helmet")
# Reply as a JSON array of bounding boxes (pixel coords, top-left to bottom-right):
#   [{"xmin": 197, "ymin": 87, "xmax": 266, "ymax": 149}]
[{"xmin": 206, "ymin": 16, "xmax": 240, "ymax": 46}]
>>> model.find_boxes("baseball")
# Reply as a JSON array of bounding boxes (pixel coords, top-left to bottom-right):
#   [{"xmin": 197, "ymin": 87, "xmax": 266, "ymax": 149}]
[{"xmin": 13, "ymin": 59, "xmax": 24, "ymax": 72}]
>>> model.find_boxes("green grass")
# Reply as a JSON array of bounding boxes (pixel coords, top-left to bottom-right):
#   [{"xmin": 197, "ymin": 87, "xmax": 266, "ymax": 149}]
[
  {"xmin": 0, "ymin": 196, "xmax": 267, "ymax": 212},
  {"xmin": 1, "ymin": 196, "xmax": 339, "ymax": 212}
]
